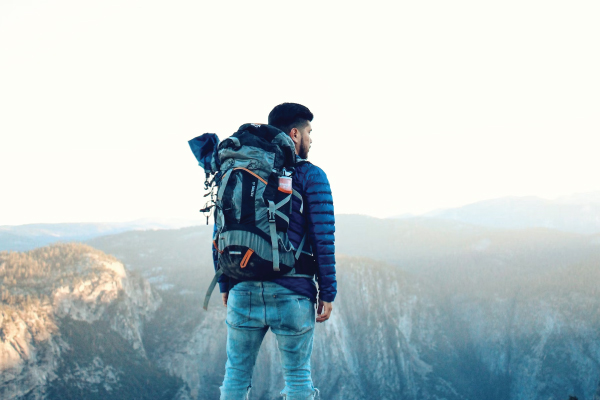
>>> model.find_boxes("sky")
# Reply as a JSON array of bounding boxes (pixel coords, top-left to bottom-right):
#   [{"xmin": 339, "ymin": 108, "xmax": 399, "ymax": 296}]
[{"xmin": 1, "ymin": 0, "xmax": 599, "ymax": 225}]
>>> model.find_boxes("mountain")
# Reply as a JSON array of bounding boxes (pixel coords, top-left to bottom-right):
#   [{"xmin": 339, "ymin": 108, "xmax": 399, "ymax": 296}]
[
  {"xmin": 83, "ymin": 217, "xmax": 600, "ymax": 400},
  {"xmin": 0, "ymin": 218, "xmax": 203, "ymax": 252},
  {"xmin": 3, "ymin": 216, "xmax": 600, "ymax": 399},
  {"xmin": 335, "ymin": 215, "xmax": 600, "ymax": 278},
  {"xmin": 5, "ymin": 190, "xmax": 600, "ymax": 253},
  {"xmin": 0, "ymin": 243, "xmax": 187, "ymax": 399},
  {"xmin": 426, "ymin": 192, "xmax": 600, "ymax": 234}
]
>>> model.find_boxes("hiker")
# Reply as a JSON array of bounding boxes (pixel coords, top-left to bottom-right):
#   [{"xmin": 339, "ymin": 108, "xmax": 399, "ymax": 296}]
[{"xmin": 216, "ymin": 103, "xmax": 337, "ymax": 400}]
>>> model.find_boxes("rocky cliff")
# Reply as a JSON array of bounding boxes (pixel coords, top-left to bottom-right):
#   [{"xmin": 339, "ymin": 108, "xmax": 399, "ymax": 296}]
[
  {"xmin": 3, "ymin": 218, "xmax": 600, "ymax": 399},
  {"xmin": 159, "ymin": 256, "xmax": 600, "ymax": 400},
  {"xmin": 0, "ymin": 243, "xmax": 184, "ymax": 399},
  {"xmin": 88, "ymin": 222, "xmax": 600, "ymax": 400}
]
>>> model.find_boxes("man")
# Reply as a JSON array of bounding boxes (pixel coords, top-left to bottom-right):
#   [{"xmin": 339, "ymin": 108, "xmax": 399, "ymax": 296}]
[{"xmin": 218, "ymin": 103, "xmax": 336, "ymax": 400}]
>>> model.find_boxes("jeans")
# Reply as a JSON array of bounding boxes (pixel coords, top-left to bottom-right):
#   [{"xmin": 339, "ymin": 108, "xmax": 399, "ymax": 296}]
[{"xmin": 220, "ymin": 281, "xmax": 319, "ymax": 400}]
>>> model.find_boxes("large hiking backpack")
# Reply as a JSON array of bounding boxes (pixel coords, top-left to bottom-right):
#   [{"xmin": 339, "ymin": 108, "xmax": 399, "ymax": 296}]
[{"xmin": 189, "ymin": 123, "xmax": 312, "ymax": 310}]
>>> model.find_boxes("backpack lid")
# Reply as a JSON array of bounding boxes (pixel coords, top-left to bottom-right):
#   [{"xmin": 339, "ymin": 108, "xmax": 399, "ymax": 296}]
[{"xmin": 218, "ymin": 124, "xmax": 297, "ymax": 173}]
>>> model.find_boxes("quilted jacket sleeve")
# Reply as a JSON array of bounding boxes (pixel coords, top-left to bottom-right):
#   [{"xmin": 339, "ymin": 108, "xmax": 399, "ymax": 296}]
[{"xmin": 303, "ymin": 164, "xmax": 337, "ymax": 302}]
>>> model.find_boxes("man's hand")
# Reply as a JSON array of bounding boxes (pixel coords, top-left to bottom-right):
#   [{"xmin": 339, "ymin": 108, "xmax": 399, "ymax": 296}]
[
  {"xmin": 316, "ymin": 299, "xmax": 333, "ymax": 323},
  {"xmin": 222, "ymin": 292, "xmax": 229, "ymax": 307}
]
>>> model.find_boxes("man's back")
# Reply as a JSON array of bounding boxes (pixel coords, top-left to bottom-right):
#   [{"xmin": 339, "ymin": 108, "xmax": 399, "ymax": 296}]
[{"xmin": 218, "ymin": 103, "xmax": 335, "ymax": 400}]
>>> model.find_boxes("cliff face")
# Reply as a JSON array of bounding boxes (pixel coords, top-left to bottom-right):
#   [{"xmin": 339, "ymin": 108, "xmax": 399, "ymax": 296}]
[
  {"xmin": 3, "ymin": 220, "xmax": 600, "ymax": 400},
  {"xmin": 51, "ymin": 256, "xmax": 160, "ymax": 353},
  {"xmin": 172, "ymin": 257, "xmax": 600, "ymax": 400},
  {"xmin": 0, "ymin": 244, "xmax": 175, "ymax": 400},
  {"xmin": 89, "ymin": 224, "xmax": 600, "ymax": 400},
  {"xmin": 0, "ymin": 301, "xmax": 58, "ymax": 399}
]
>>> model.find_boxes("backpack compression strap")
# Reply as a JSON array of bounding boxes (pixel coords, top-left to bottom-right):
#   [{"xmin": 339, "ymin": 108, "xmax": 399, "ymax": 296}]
[
  {"xmin": 295, "ymin": 232, "xmax": 307, "ymax": 260},
  {"xmin": 217, "ymin": 169, "xmax": 233, "ymax": 201},
  {"xmin": 286, "ymin": 189, "xmax": 313, "ymax": 278},
  {"xmin": 203, "ymin": 268, "xmax": 224, "ymax": 310},
  {"xmin": 292, "ymin": 189, "xmax": 303, "ymax": 213},
  {"xmin": 267, "ymin": 200, "xmax": 278, "ymax": 270}
]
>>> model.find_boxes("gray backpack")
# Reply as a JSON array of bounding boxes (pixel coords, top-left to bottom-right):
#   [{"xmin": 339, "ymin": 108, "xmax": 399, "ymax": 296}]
[{"xmin": 192, "ymin": 124, "xmax": 312, "ymax": 310}]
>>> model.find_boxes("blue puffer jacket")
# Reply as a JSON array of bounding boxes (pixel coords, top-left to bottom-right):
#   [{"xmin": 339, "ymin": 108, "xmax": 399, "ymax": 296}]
[{"xmin": 213, "ymin": 160, "xmax": 337, "ymax": 303}]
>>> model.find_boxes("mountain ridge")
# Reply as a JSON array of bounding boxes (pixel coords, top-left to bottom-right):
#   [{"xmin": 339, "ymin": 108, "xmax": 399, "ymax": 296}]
[
  {"xmin": 3, "ymin": 213, "xmax": 600, "ymax": 399},
  {"xmin": 0, "ymin": 219, "xmax": 203, "ymax": 252},
  {"xmin": 85, "ymin": 221, "xmax": 600, "ymax": 400},
  {"xmin": 423, "ymin": 192, "xmax": 600, "ymax": 234}
]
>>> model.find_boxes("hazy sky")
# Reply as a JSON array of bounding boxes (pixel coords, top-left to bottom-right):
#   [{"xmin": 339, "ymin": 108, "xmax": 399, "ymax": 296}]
[{"xmin": 1, "ymin": 0, "xmax": 599, "ymax": 225}]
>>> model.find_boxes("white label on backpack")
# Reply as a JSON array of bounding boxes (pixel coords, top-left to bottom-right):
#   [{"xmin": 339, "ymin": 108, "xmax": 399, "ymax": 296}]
[
  {"xmin": 250, "ymin": 182, "xmax": 256, "ymax": 197},
  {"xmin": 279, "ymin": 176, "xmax": 292, "ymax": 192},
  {"xmin": 229, "ymin": 251, "xmax": 242, "ymax": 255}
]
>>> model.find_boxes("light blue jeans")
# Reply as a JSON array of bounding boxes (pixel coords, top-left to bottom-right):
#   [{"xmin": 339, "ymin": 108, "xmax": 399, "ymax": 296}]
[{"xmin": 220, "ymin": 281, "xmax": 318, "ymax": 400}]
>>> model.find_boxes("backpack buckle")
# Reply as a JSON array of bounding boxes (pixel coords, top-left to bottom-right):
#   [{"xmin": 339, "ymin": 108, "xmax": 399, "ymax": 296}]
[{"xmin": 267, "ymin": 210, "xmax": 276, "ymax": 222}]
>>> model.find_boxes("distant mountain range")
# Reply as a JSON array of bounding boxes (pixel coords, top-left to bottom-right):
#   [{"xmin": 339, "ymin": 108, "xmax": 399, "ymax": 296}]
[
  {"xmin": 4, "ymin": 191, "xmax": 600, "ymax": 252},
  {"xmin": 0, "ymin": 218, "xmax": 204, "ymax": 251},
  {"xmin": 411, "ymin": 191, "xmax": 600, "ymax": 234},
  {"xmin": 336, "ymin": 214, "xmax": 600, "ymax": 276}
]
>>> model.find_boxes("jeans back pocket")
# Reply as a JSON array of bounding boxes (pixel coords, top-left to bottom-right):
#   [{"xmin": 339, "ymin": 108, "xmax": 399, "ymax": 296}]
[
  {"xmin": 276, "ymin": 295, "xmax": 315, "ymax": 334},
  {"xmin": 226, "ymin": 290, "xmax": 251, "ymax": 327}
]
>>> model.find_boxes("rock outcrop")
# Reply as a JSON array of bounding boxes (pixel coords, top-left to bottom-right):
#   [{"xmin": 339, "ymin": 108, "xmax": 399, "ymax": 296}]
[{"xmin": 0, "ymin": 243, "xmax": 171, "ymax": 399}]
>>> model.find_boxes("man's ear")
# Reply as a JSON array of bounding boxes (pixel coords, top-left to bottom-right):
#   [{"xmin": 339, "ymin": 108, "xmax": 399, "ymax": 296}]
[{"xmin": 289, "ymin": 127, "xmax": 301, "ymax": 145}]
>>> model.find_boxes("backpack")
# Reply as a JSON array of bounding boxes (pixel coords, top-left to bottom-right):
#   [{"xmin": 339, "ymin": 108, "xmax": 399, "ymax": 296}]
[{"xmin": 189, "ymin": 123, "xmax": 313, "ymax": 310}]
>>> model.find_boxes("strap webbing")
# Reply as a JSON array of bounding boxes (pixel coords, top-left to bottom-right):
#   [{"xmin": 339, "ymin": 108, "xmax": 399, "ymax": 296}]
[
  {"xmin": 203, "ymin": 269, "xmax": 224, "ymax": 310},
  {"xmin": 268, "ymin": 200, "xmax": 280, "ymax": 271},
  {"xmin": 292, "ymin": 190, "xmax": 303, "ymax": 214},
  {"xmin": 217, "ymin": 169, "xmax": 233, "ymax": 201},
  {"xmin": 214, "ymin": 170, "xmax": 231, "ymax": 238},
  {"xmin": 275, "ymin": 210, "xmax": 289, "ymax": 224},
  {"xmin": 268, "ymin": 194, "xmax": 292, "ymax": 270},
  {"xmin": 284, "ymin": 266, "xmax": 314, "ymax": 279},
  {"xmin": 218, "ymin": 210, "xmax": 225, "ymax": 232},
  {"xmin": 285, "ymin": 274, "xmax": 314, "ymax": 278},
  {"xmin": 275, "ymin": 194, "xmax": 291, "ymax": 210},
  {"xmin": 295, "ymin": 233, "xmax": 307, "ymax": 260},
  {"xmin": 273, "ymin": 194, "xmax": 291, "ymax": 225}
]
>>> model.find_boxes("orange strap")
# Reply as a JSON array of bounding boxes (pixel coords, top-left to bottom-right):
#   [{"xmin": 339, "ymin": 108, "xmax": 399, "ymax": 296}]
[
  {"xmin": 233, "ymin": 167, "xmax": 267, "ymax": 185},
  {"xmin": 233, "ymin": 167, "xmax": 292, "ymax": 193},
  {"xmin": 213, "ymin": 240, "xmax": 223, "ymax": 254},
  {"xmin": 240, "ymin": 249, "xmax": 254, "ymax": 268}
]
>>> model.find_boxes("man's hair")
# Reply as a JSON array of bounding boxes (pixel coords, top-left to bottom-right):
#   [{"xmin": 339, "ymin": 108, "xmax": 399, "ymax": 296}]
[{"xmin": 268, "ymin": 103, "xmax": 313, "ymax": 134}]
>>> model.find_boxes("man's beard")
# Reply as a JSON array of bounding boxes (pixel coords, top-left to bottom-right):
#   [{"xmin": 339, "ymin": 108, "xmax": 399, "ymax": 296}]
[{"xmin": 299, "ymin": 142, "xmax": 310, "ymax": 159}]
